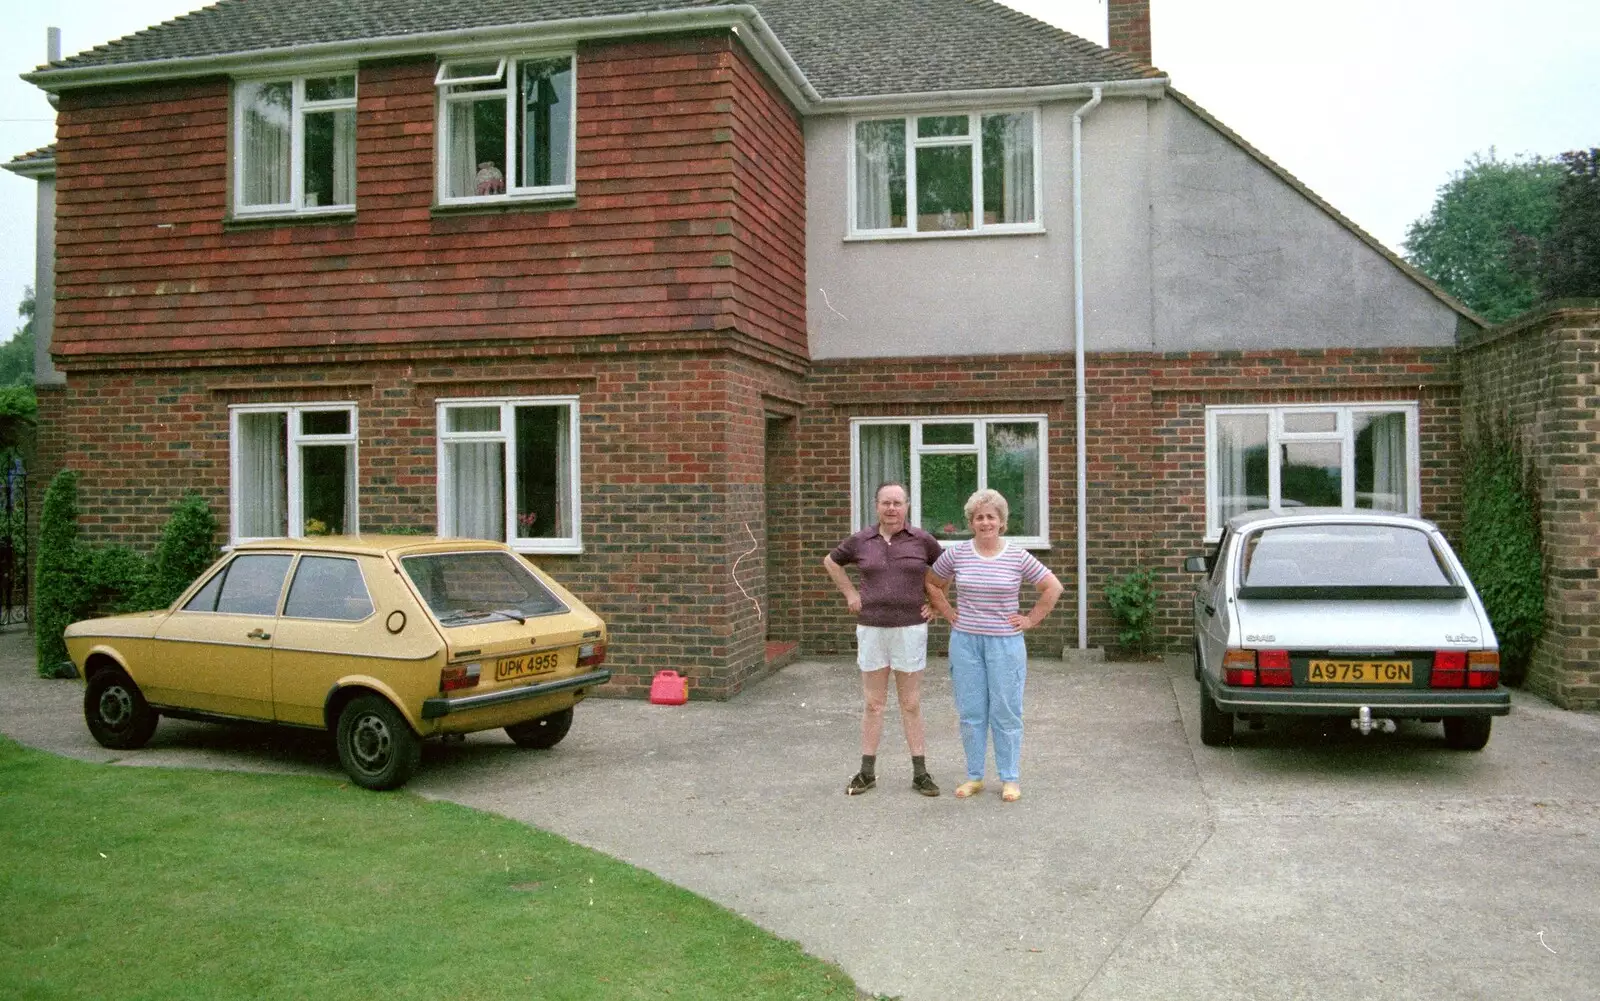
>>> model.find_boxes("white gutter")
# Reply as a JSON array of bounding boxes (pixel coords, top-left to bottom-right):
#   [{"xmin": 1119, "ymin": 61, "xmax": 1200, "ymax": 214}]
[
  {"xmin": 1071, "ymin": 85, "xmax": 1103, "ymax": 651},
  {"xmin": 810, "ymin": 77, "xmax": 1163, "ymax": 115}
]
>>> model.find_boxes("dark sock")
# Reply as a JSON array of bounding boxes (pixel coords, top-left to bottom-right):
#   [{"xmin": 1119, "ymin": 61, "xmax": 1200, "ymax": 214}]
[
  {"xmin": 860, "ymin": 755, "xmax": 876, "ymax": 779},
  {"xmin": 912, "ymin": 755, "xmax": 928, "ymax": 778}
]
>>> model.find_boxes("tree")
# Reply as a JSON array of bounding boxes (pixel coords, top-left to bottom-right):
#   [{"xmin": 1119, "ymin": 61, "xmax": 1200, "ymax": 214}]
[
  {"xmin": 1520, "ymin": 148, "xmax": 1600, "ymax": 302},
  {"xmin": 1404, "ymin": 152, "xmax": 1563, "ymax": 323},
  {"xmin": 0, "ymin": 287, "xmax": 36, "ymax": 388}
]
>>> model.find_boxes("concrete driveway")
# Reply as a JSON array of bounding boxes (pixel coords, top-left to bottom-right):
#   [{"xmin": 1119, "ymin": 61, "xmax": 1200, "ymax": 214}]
[{"xmin": 3, "ymin": 625, "xmax": 1598, "ymax": 1001}]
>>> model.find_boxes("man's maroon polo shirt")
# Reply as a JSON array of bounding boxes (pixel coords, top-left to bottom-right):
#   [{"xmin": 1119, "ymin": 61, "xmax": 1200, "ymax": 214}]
[{"xmin": 829, "ymin": 525, "xmax": 944, "ymax": 627}]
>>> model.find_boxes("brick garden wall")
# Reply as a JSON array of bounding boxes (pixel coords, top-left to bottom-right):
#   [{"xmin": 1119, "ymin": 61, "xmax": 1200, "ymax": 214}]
[{"xmin": 1459, "ymin": 302, "xmax": 1600, "ymax": 710}]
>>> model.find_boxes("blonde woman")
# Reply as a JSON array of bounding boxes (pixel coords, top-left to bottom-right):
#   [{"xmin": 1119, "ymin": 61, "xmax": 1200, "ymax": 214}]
[{"xmin": 926, "ymin": 489, "xmax": 1063, "ymax": 802}]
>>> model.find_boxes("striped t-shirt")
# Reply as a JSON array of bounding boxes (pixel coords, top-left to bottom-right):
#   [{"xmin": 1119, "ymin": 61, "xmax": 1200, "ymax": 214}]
[{"xmin": 930, "ymin": 542, "xmax": 1052, "ymax": 636}]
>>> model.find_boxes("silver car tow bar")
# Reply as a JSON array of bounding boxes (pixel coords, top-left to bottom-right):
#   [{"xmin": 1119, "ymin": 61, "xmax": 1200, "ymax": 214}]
[{"xmin": 1351, "ymin": 706, "xmax": 1397, "ymax": 736}]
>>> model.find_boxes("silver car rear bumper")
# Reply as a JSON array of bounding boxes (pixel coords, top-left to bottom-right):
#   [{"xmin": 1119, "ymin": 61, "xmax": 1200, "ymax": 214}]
[{"xmin": 1208, "ymin": 679, "xmax": 1510, "ymax": 717}]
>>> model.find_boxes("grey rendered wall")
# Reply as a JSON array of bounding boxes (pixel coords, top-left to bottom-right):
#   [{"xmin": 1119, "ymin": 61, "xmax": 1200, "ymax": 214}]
[
  {"xmin": 1146, "ymin": 99, "xmax": 1457, "ymax": 351},
  {"xmin": 33, "ymin": 176, "xmax": 61, "ymax": 385},
  {"xmin": 806, "ymin": 105, "xmax": 1078, "ymax": 360},
  {"xmin": 804, "ymin": 96, "xmax": 1459, "ymax": 360}
]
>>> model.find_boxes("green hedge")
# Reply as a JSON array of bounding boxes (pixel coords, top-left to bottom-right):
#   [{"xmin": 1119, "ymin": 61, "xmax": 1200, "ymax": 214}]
[
  {"xmin": 1459, "ymin": 420, "xmax": 1545, "ymax": 686},
  {"xmin": 34, "ymin": 470, "xmax": 83, "ymax": 676},
  {"xmin": 33, "ymin": 476, "xmax": 220, "ymax": 677}
]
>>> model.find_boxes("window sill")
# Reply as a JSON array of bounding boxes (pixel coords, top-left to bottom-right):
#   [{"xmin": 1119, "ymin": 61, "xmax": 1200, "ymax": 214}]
[
  {"xmin": 927, "ymin": 537, "xmax": 1052, "ymax": 552},
  {"xmin": 432, "ymin": 192, "xmax": 578, "ymax": 217},
  {"xmin": 512, "ymin": 541, "xmax": 583, "ymax": 557},
  {"xmin": 225, "ymin": 208, "xmax": 357, "ymax": 230},
  {"xmin": 844, "ymin": 225, "xmax": 1045, "ymax": 243}
]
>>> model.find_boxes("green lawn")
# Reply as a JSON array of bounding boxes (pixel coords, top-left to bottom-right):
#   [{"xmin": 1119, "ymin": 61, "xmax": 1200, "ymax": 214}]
[{"xmin": 0, "ymin": 738, "xmax": 859, "ymax": 1000}]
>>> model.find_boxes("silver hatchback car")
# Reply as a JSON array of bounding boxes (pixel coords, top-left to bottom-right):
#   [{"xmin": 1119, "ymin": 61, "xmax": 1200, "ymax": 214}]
[{"xmin": 1185, "ymin": 510, "xmax": 1510, "ymax": 749}]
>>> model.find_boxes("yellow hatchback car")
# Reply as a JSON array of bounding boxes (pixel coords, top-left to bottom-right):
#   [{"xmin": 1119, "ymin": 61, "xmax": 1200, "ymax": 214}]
[{"xmin": 66, "ymin": 536, "xmax": 610, "ymax": 790}]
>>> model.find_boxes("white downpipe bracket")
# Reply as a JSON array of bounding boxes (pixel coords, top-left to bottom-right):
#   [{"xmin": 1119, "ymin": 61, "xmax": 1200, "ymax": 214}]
[{"xmin": 1071, "ymin": 86, "xmax": 1102, "ymax": 651}]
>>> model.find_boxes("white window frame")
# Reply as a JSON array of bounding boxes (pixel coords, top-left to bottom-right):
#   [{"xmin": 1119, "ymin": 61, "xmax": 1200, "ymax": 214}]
[
  {"xmin": 850, "ymin": 415, "xmax": 1050, "ymax": 549},
  {"xmin": 846, "ymin": 108, "xmax": 1044, "ymax": 239},
  {"xmin": 1203, "ymin": 402, "xmax": 1422, "ymax": 540},
  {"xmin": 228, "ymin": 402, "xmax": 360, "ymax": 545},
  {"xmin": 436, "ymin": 396, "xmax": 582, "ymax": 554},
  {"xmin": 434, "ymin": 53, "xmax": 578, "ymax": 206},
  {"xmin": 231, "ymin": 71, "xmax": 358, "ymax": 218}
]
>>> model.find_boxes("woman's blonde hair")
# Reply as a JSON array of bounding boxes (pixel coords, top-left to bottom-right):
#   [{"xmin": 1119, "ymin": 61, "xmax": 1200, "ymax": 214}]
[{"xmin": 964, "ymin": 489, "xmax": 1009, "ymax": 529}]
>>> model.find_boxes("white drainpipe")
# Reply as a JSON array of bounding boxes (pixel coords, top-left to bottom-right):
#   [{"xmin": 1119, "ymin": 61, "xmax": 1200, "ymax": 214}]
[{"xmin": 1071, "ymin": 86, "xmax": 1103, "ymax": 650}]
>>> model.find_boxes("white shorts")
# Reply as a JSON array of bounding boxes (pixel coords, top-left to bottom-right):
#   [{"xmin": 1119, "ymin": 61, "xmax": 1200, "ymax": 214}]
[{"xmin": 856, "ymin": 623, "xmax": 928, "ymax": 673}]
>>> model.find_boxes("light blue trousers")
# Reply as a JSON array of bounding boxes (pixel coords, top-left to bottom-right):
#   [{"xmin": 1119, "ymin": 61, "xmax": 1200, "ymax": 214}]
[{"xmin": 949, "ymin": 630, "xmax": 1027, "ymax": 783}]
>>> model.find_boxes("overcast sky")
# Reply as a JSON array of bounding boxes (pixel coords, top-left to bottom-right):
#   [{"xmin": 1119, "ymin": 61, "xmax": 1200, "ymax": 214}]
[{"xmin": 2, "ymin": 0, "xmax": 1596, "ymax": 337}]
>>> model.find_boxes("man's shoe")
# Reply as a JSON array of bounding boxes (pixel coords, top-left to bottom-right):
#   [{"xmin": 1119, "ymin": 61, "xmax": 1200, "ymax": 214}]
[
  {"xmin": 912, "ymin": 773, "xmax": 940, "ymax": 797},
  {"xmin": 846, "ymin": 771, "xmax": 876, "ymax": 795}
]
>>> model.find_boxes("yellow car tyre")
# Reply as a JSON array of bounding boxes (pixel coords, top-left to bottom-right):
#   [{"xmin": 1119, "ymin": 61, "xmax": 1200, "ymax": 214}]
[
  {"xmin": 505, "ymin": 708, "xmax": 573, "ymax": 750},
  {"xmin": 85, "ymin": 669, "xmax": 159, "ymax": 750},
  {"xmin": 335, "ymin": 694, "xmax": 421, "ymax": 790}
]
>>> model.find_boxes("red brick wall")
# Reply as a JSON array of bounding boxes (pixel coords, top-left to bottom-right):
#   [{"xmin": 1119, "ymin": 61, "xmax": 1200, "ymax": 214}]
[
  {"xmin": 1460, "ymin": 303, "xmax": 1600, "ymax": 709},
  {"xmin": 48, "ymin": 31, "xmax": 806, "ymax": 364},
  {"xmin": 34, "ymin": 341, "xmax": 804, "ymax": 699},
  {"xmin": 800, "ymin": 347, "xmax": 1461, "ymax": 655}
]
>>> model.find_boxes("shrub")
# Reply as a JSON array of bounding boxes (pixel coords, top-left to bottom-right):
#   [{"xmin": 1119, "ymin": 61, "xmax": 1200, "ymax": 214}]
[
  {"xmin": 85, "ymin": 546, "xmax": 153, "ymax": 617},
  {"xmin": 1459, "ymin": 419, "xmax": 1545, "ymax": 686},
  {"xmin": 140, "ymin": 493, "xmax": 219, "ymax": 609},
  {"xmin": 34, "ymin": 469, "xmax": 85, "ymax": 676},
  {"xmin": 1105, "ymin": 568, "xmax": 1160, "ymax": 657},
  {"xmin": 33, "ymin": 483, "xmax": 224, "ymax": 676}
]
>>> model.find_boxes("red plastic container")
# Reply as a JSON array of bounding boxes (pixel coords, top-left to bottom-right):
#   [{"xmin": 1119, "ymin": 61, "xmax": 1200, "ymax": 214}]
[{"xmin": 649, "ymin": 670, "xmax": 688, "ymax": 705}]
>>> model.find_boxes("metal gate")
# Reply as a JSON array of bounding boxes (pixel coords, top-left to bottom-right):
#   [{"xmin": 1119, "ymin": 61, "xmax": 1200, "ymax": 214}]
[{"xmin": 0, "ymin": 453, "xmax": 27, "ymax": 625}]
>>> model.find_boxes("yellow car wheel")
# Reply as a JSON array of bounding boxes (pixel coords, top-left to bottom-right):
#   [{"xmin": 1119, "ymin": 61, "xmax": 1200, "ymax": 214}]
[
  {"xmin": 335, "ymin": 694, "xmax": 420, "ymax": 790},
  {"xmin": 84, "ymin": 669, "xmax": 159, "ymax": 750}
]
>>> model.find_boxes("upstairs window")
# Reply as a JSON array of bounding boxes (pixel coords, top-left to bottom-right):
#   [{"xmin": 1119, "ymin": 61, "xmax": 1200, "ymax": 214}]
[
  {"xmin": 233, "ymin": 73, "xmax": 357, "ymax": 216},
  {"xmin": 231, "ymin": 404, "xmax": 358, "ymax": 543},
  {"xmin": 851, "ymin": 110, "xmax": 1040, "ymax": 237},
  {"xmin": 436, "ymin": 55, "xmax": 576, "ymax": 204},
  {"xmin": 1205, "ymin": 403, "xmax": 1419, "ymax": 539}
]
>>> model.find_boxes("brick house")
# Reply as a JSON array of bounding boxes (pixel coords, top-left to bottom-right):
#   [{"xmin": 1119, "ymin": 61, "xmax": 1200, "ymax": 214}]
[{"xmin": 8, "ymin": 0, "xmax": 1481, "ymax": 698}]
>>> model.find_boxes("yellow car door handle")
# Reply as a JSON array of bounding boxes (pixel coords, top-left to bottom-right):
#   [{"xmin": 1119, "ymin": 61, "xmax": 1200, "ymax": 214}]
[{"xmin": 247, "ymin": 628, "xmax": 272, "ymax": 641}]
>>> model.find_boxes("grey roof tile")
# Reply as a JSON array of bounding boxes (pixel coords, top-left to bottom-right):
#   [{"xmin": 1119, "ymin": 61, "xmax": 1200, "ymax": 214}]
[{"xmin": 33, "ymin": 0, "xmax": 1155, "ymax": 99}]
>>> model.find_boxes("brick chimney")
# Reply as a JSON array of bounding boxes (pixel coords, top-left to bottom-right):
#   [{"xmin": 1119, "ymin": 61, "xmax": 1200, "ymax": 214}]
[{"xmin": 1107, "ymin": 0, "xmax": 1152, "ymax": 65}]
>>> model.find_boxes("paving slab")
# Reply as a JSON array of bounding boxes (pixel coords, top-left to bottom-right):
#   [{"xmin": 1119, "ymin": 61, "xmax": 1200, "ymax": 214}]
[{"xmin": 2, "ymin": 626, "xmax": 1597, "ymax": 1000}]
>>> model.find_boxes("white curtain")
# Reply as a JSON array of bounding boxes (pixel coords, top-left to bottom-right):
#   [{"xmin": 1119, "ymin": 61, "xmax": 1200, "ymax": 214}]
[
  {"xmin": 331, "ymin": 109, "xmax": 355, "ymax": 205},
  {"xmin": 450, "ymin": 442, "xmax": 504, "ymax": 540},
  {"xmin": 552, "ymin": 406, "xmax": 571, "ymax": 536},
  {"xmin": 447, "ymin": 101, "xmax": 477, "ymax": 198},
  {"xmin": 1368, "ymin": 412, "xmax": 1408, "ymax": 511},
  {"xmin": 241, "ymin": 82, "xmax": 291, "ymax": 206},
  {"xmin": 858, "ymin": 424, "xmax": 909, "ymax": 526},
  {"xmin": 239, "ymin": 412, "xmax": 287, "ymax": 537},
  {"xmin": 1215, "ymin": 415, "xmax": 1252, "ymax": 523},
  {"xmin": 994, "ymin": 112, "xmax": 1035, "ymax": 224},
  {"xmin": 855, "ymin": 121, "xmax": 899, "ymax": 230}
]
